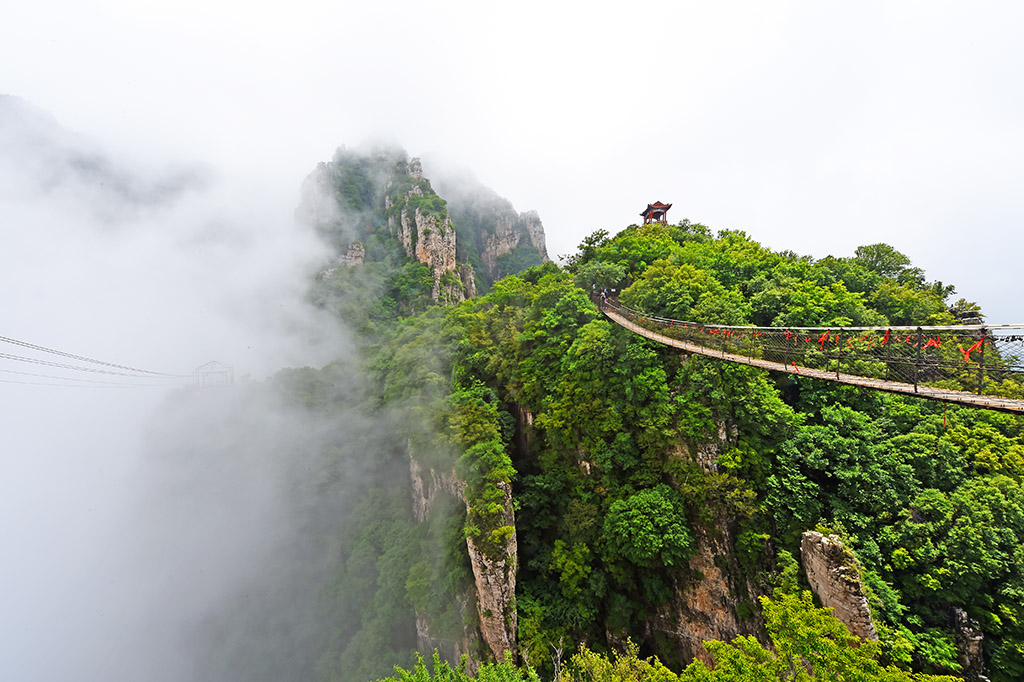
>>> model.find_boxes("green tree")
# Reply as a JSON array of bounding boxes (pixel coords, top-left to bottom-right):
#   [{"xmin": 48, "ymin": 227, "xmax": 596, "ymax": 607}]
[
  {"xmin": 947, "ymin": 298, "xmax": 984, "ymax": 323},
  {"xmin": 681, "ymin": 591, "xmax": 959, "ymax": 681},
  {"xmin": 573, "ymin": 260, "xmax": 627, "ymax": 292},
  {"xmin": 562, "ymin": 641, "xmax": 679, "ymax": 682},
  {"xmin": 853, "ymin": 244, "xmax": 914, "ymax": 280},
  {"xmin": 749, "ymin": 276, "xmax": 884, "ymax": 327},
  {"xmin": 621, "ymin": 260, "xmax": 749, "ymax": 324},
  {"xmin": 379, "ymin": 651, "xmax": 540, "ymax": 682},
  {"xmin": 601, "ymin": 485, "xmax": 696, "ymax": 569}
]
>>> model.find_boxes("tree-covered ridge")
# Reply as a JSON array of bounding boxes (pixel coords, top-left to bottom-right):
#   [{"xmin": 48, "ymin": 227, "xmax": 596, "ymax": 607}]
[
  {"xmin": 294, "ymin": 217, "xmax": 1024, "ymax": 682},
  {"xmin": 573, "ymin": 221, "xmax": 976, "ymax": 328},
  {"xmin": 457, "ymin": 224, "xmax": 1021, "ymax": 678},
  {"xmin": 561, "ymin": 223, "xmax": 1021, "ymax": 679}
]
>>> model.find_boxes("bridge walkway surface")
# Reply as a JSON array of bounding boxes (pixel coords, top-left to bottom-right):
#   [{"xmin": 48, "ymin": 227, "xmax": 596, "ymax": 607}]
[{"xmin": 603, "ymin": 306, "xmax": 1024, "ymax": 415}]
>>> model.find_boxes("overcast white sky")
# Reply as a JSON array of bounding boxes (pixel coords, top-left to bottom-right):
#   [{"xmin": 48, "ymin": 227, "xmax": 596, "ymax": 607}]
[{"xmin": 3, "ymin": 0, "xmax": 1022, "ymax": 319}]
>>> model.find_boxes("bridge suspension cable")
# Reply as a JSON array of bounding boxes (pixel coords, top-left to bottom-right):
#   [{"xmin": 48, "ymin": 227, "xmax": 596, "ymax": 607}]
[{"xmin": 601, "ymin": 298, "xmax": 1024, "ymax": 414}]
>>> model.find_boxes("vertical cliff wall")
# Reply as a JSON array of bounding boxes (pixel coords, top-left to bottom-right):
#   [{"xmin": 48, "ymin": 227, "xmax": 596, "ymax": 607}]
[
  {"xmin": 434, "ymin": 171, "xmax": 548, "ymax": 289},
  {"xmin": 465, "ymin": 480, "xmax": 518, "ymax": 662},
  {"xmin": 300, "ymin": 147, "xmax": 546, "ymax": 305},
  {"xmin": 800, "ymin": 531, "xmax": 878, "ymax": 640},
  {"xmin": 385, "ymin": 158, "xmax": 470, "ymax": 304},
  {"xmin": 408, "ymin": 454, "xmax": 518, "ymax": 667},
  {"xmin": 478, "ymin": 210, "xmax": 548, "ymax": 282},
  {"xmin": 646, "ymin": 422, "xmax": 762, "ymax": 666},
  {"xmin": 646, "ymin": 510, "xmax": 762, "ymax": 666}
]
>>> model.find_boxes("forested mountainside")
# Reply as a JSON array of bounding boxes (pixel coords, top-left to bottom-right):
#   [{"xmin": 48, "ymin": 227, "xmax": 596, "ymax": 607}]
[
  {"xmin": 172, "ymin": 150, "xmax": 1021, "ymax": 682},
  {"xmin": 298, "ymin": 146, "xmax": 547, "ymax": 312}
]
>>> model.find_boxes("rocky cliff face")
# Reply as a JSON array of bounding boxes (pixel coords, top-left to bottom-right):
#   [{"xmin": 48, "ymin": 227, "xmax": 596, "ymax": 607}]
[
  {"xmin": 646, "ymin": 509, "xmax": 762, "ymax": 666},
  {"xmin": 432, "ymin": 170, "xmax": 548, "ymax": 288},
  {"xmin": 408, "ymin": 454, "xmax": 518, "ymax": 667},
  {"xmin": 316, "ymin": 242, "xmax": 365, "ymax": 282},
  {"xmin": 385, "ymin": 171, "xmax": 466, "ymax": 303},
  {"xmin": 952, "ymin": 607, "xmax": 990, "ymax": 682},
  {"xmin": 409, "ymin": 454, "xmax": 465, "ymax": 524},
  {"xmin": 800, "ymin": 531, "xmax": 877, "ymax": 640},
  {"xmin": 300, "ymin": 146, "xmax": 547, "ymax": 304},
  {"xmin": 466, "ymin": 480, "xmax": 518, "ymax": 662},
  {"xmin": 645, "ymin": 419, "xmax": 762, "ymax": 666},
  {"xmin": 408, "ymin": 456, "xmax": 479, "ymax": 666},
  {"xmin": 478, "ymin": 210, "xmax": 548, "ymax": 283}
]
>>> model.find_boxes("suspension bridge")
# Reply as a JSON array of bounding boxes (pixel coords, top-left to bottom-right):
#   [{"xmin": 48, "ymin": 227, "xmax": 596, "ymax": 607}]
[{"xmin": 600, "ymin": 298, "xmax": 1024, "ymax": 414}]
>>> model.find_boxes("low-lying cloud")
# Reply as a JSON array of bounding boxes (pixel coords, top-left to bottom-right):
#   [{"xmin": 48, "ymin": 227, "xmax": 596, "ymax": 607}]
[{"xmin": 0, "ymin": 96, "xmax": 359, "ymax": 681}]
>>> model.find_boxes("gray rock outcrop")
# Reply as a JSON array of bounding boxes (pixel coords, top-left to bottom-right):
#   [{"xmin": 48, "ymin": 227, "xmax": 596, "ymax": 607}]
[
  {"xmin": 466, "ymin": 480, "xmax": 518, "ymax": 662},
  {"xmin": 408, "ymin": 454, "xmax": 517, "ymax": 666},
  {"xmin": 952, "ymin": 606, "xmax": 990, "ymax": 682},
  {"xmin": 479, "ymin": 210, "xmax": 548, "ymax": 282},
  {"xmin": 800, "ymin": 531, "xmax": 877, "ymax": 640},
  {"xmin": 386, "ymin": 161, "xmax": 466, "ymax": 303}
]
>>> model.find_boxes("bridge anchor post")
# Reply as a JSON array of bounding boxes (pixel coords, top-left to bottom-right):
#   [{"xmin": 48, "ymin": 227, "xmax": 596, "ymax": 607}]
[
  {"xmin": 835, "ymin": 332, "xmax": 842, "ymax": 379},
  {"xmin": 979, "ymin": 328, "xmax": 987, "ymax": 395},
  {"xmin": 885, "ymin": 329, "xmax": 892, "ymax": 382},
  {"xmin": 914, "ymin": 327, "xmax": 923, "ymax": 393}
]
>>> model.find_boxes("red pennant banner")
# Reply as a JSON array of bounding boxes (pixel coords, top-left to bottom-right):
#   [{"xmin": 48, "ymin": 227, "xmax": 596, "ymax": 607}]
[{"xmin": 960, "ymin": 339, "xmax": 983, "ymax": 362}]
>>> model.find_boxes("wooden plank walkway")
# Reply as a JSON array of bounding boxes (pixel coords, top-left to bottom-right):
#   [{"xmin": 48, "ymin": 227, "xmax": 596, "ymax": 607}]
[{"xmin": 604, "ymin": 307, "xmax": 1024, "ymax": 415}]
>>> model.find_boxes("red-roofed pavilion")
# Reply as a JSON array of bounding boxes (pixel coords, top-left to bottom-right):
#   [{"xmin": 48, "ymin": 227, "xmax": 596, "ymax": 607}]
[{"xmin": 640, "ymin": 201, "xmax": 672, "ymax": 224}]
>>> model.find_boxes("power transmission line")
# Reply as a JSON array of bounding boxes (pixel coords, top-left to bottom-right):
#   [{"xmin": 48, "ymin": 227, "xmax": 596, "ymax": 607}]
[
  {"xmin": 0, "ymin": 334, "xmax": 189, "ymax": 377},
  {"xmin": 0, "ymin": 377, "xmax": 168, "ymax": 388},
  {"xmin": 0, "ymin": 367, "xmax": 169, "ymax": 387},
  {"xmin": 0, "ymin": 352, "xmax": 184, "ymax": 378}
]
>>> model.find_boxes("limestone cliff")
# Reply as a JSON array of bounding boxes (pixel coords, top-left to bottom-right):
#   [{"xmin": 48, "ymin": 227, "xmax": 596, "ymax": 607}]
[
  {"xmin": 466, "ymin": 480, "xmax": 518, "ymax": 662},
  {"xmin": 300, "ymin": 146, "xmax": 545, "ymax": 305},
  {"xmin": 800, "ymin": 531, "xmax": 878, "ymax": 640},
  {"xmin": 478, "ymin": 210, "xmax": 548, "ymax": 283},
  {"xmin": 316, "ymin": 242, "xmax": 365, "ymax": 282},
  {"xmin": 408, "ymin": 456, "xmax": 479, "ymax": 666},
  {"xmin": 646, "ymin": 509, "xmax": 763, "ymax": 666},
  {"xmin": 408, "ymin": 454, "xmax": 518, "ymax": 667},
  {"xmin": 952, "ymin": 607, "xmax": 990, "ymax": 682},
  {"xmin": 645, "ymin": 419, "xmax": 762, "ymax": 666},
  {"xmin": 434, "ymin": 170, "xmax": 549, "ymax": 288},
  {"xmin": 385, "ymin": 164, "xmax": 468, "ymax": 303}
]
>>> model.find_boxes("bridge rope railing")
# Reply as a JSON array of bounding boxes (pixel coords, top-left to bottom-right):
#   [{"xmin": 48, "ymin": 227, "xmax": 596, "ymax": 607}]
[{"xmin": 600, "ymin": 297, "xmax": 1024, "ymax": 406}]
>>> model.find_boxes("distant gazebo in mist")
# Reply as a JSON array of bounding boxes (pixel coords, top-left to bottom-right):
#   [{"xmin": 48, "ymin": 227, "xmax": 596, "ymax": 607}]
[
  {"xmin": 640, "ymin": 201, "xmax": 672, "ymax": 224},
  {"xmin": 193, "ymin": 361, "xmax": 234, "ymax": 387}
]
